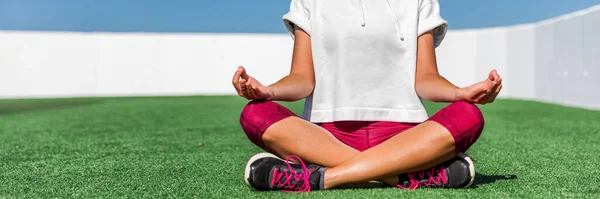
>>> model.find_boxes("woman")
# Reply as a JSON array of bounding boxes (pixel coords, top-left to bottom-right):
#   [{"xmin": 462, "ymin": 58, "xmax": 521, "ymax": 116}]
[{"xmin": 233, "ymin": 0, "xmax": 502, "ymax": 192}]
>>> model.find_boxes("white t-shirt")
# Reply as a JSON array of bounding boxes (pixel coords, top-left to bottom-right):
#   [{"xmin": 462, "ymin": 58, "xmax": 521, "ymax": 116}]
[{"xmin": 283, "ymin": 0, "xmax": 448, "ymax": 123}]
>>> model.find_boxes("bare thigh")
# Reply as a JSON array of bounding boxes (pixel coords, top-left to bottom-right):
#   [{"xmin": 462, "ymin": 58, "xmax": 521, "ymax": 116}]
[
  {"xmin": 239, "ymin": 100, "xmax": 359, "ymax": 167},
  {"xmin": 262, "ymin": 116, "xmax": 360, "ymax": 167}
]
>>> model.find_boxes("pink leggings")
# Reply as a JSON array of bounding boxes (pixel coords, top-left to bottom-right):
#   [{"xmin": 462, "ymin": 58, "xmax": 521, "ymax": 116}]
[{"xmin": 239, "ymin": 100, "xmax": 484, "ymax": 153}]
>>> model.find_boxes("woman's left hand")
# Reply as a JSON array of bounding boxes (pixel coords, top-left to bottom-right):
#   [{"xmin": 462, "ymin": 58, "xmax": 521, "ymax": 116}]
[{"xmin": 456, "ymin": 70, "xmax": 503, "ymax": 104}]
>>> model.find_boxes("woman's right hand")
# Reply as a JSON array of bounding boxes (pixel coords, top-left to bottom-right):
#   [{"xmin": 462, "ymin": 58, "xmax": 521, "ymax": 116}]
[{"xmin": 232, "ymin": 66, "xmax": 274, "ymax": 100}]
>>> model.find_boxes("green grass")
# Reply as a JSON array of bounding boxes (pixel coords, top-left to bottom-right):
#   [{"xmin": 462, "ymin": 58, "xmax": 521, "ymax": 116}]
[{"xmin": 0, "ymin": 96, "xmax": 599, "ymax": 198}]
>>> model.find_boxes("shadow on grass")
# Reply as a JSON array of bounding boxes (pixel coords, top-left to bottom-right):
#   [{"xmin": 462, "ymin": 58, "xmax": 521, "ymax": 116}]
[
  {"xmin": 472, "ymin": 173, "xmax": 518, "ymax": 187},
  {"xmin": 0, "ymin": 98, "xmax": 104, "ymax": 115},
  {"xmin": 336, "ymin": 181, "xmax": 389, "ymax": 190},
  {"xmin": 334, "ymin": 173, "xmax": 517, "ymax": 190}
]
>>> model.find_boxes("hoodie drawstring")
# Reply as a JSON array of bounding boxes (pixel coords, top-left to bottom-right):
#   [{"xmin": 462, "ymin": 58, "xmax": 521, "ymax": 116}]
[
  {"xmin": 359, "ymin": 0, "xmax": 366, "ymax": 27},
  {"xmin": 385, "ymin": 0, "xmax": 405, "ymax": 41},
  {"xmin": 358, "ymin": 0, "xmax": 405, "ymax": 41}
]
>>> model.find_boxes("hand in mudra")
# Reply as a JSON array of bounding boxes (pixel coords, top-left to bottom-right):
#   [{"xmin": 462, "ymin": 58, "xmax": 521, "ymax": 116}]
[
  {"xmin": 456, "ymin": 70, "xmax": 503, "ymax": 104},
  {"xmin": 232, "ymin": 66, "xmax": 274, "ymax": 100}
]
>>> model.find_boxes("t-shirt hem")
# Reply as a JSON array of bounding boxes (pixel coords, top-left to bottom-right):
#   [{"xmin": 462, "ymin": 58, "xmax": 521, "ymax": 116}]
[{"xmin": 303, "ymin": 108, "xmax": 429, "ymax": 123}]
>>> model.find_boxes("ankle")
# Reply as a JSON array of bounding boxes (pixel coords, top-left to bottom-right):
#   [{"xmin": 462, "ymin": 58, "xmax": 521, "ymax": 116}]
[{"xmin": 322, "ymin": 169, "xmax": 340, "ymax": 189}]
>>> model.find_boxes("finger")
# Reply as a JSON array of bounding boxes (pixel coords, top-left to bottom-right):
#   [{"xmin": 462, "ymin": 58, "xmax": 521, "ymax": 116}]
[
  {"xmin": 240, "ymin": 66, "xmax": 250, "ymax": 80},
  {"xmin": 232, "ymin": 66, "xmax": 243, "ymax": 83},
  {"xmin": 473, "ymin": 84, "xmax": 493, "ymax": 103},
  {"xmin": 240, "ymin": 79, "xmax": 247, "ymax": 90},
  {"xmin": 482, "ymin": 82, "xmax": 502, "ymax": 103},
  {"xmin": 247, "ymin": 77, "xmax": 265, "ymax": 98},
  {"xmin": 491, "ymin": 70, "xmax": 502, "ymax": 84},
  {"xmin": 473, "ymin": 96, "xmax": 487, "ymax": 105},
  {"xmin": 247, "ymin": 84, "xmax": 258, "ymax": 99},
  {"xmin": 240, "ymin": 79, "xmax": 248, "ymax": 96},
  {"xmin": 493, "ymin": 70, "xmax": 501, "ymax": 81},
  {"xmin": 241, "ymin": 91, "xmax": 252, "ymax": 100},
  {"xmin": 475, "ymin": 89, "xmax": 490, "ymax": 101},
  {"xmin": 486, "ymin": 79, "xmax": 497, "ymax": 89},
  {"xmin": 474, "ymin": 91, "xmax": 489, "ymax": 103},
  {"xmin": 485, "ymin": 73, "xmax": 501, "ymax": 88},
  {"xmin": 232, "ymin": 66, "xmax": 244, "ymax": 92},
  {"xmin": 488, "ymin": 83, "xmax": 503, "ymax": 103},
  {"xmin": 240, "ymin": 89, "xmax": 250, "ymax": 100},
  {"xmin": 488, "ymin": 70, "xmax": 496, "ymax": 81},
  {"xmin": 241, "ymin": 85, "xmax": 247, "ymax": 94},
  {"xmin": 244, "ymin": 81, "xmax": 253, "ymax": 95}
]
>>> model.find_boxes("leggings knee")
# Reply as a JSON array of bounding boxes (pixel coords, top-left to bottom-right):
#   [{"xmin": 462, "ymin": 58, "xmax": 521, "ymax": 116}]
[
  {"xmin": 431, "ymin": 101, "xmax": 485, "ymax": 152},
  {"xmin": 240, "ymin": 100, "xmax": 268, "ymax": 129},
  {"xmin": 239, "ymin": 100, "xmax": 295, "ymax": 148},
  {"xmin": 453, "ymin": 101, "xmax": 485, "ymax": 128}
]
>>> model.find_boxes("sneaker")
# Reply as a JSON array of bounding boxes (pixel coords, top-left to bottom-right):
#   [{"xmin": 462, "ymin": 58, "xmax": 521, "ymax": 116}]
[
  {"xmin": 244, "ymin": 152, "xmax": 326, "ymax": 192},
  {"xmin": 396, "ymin": 152, "xmax": 475, "ymax": 189}
]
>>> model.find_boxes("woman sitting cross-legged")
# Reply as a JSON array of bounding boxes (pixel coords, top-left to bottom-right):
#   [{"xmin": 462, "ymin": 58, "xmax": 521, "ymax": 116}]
[{"xmin": 232, "ymin": 0, "xmax": 502, "ymax": 192}]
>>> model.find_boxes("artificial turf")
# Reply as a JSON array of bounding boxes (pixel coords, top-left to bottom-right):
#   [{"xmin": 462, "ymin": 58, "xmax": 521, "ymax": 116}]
[{"xmin": 0, "ymin": 96, "xmax": 599, "ymax": 198}]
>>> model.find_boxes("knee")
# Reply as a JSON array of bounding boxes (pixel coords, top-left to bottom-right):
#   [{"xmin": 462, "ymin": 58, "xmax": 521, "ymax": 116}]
[
  {"xmin": 449, "ymin": 101, "xmax": 485, "ymax": 130},
  {"xmin": 239, "ymin": 100, "xmax": 293, "ymax": 148},
  {"xmin": 446, "ymin": 101, "xmax": 485, "ymax": 151},
  {"xmin": 239, "ymin": 100, "xmax": 268, "ymax": 147},
  {"xmin": 239, "ymin": 100, "xmax": 273, "ymax": 135},
  {"xmin": 240, "ymin": 100, "xmax": 269, "ymax": 125}
]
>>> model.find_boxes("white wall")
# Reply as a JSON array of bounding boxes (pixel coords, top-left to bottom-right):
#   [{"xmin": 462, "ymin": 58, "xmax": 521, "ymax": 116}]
[
  {"xmin": 1, "ymin": 5, "xmax": 599, "ymax": 109},
  {"xmin": 0, "ymin": 32, "xmax": 293, "ymax": 98},
  {"xmin": 506, "ymin": 24, "xmax": 536, "ymax": 100}
]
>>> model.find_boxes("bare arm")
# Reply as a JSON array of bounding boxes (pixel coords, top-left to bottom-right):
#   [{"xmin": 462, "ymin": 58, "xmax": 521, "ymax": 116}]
[
  {"xmin": 232, "ymin": 28, "xmax": 315, "ymax": 102},
  {"xmin": 268, "ymin": 28, "xmax": 315, "ymax": 101},
  {"xmin": 414, "ymin": 30, "xmax": 459, "ymax": 102},
  {"xmin": 415, "ymin": 30, "xmax": 503, "ymax": 104}
]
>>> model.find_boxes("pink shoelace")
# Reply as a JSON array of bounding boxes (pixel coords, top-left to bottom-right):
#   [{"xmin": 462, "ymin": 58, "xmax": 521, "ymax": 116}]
[
  {"xmin": 396, "ymin": 166, "xmax": 448, "ymax": 190},
  {"xmin": 270, "ymin": 155, "xmax": 314, "ymax": 193}
]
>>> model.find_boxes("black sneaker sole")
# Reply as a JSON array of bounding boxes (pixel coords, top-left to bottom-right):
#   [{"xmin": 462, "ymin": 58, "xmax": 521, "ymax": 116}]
[
  {"xmin": 456, "ymin": 152, "xmax": 476, "ymax": 188},
  {"xmin": 244, "ymin": 152, "xmax": 284, "ymax": 188}
]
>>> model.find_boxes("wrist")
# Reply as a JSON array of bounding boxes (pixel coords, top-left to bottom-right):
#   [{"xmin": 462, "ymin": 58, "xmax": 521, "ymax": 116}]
[
  {"xmin": 454, "ymin": 87, "xmax": 462, "ymax": 102},
  {"xmin": 265, "ymin": 86, "xmax": 275, "ymax": 100}
]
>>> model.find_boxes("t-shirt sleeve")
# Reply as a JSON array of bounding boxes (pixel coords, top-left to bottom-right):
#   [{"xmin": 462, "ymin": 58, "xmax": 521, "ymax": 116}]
[
  {"xmin": 418, "ymin": 0, "xmax": 448, "ymax": 47},
  {"xmin": 282, "ymin": 0, "xmax": 311, "ymax": 39}
]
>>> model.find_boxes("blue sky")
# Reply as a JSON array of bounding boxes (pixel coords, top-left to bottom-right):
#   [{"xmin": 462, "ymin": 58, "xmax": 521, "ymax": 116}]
[{"xmin": 0, "ymin": 0, "xmax": 598, "ymax": 33}]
